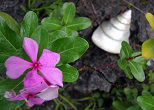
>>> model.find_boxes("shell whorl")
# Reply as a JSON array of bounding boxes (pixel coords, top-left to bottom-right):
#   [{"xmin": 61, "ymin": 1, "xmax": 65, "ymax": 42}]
[{"xmin": 91, "ymin": 10, "xmax": 132, "ymax": 54}]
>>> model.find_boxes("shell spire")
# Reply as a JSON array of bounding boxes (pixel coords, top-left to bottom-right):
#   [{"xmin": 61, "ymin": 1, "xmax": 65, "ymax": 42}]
[{"xmin": 92, "ymin": 10, "xmax": 132, "ymax": 54}]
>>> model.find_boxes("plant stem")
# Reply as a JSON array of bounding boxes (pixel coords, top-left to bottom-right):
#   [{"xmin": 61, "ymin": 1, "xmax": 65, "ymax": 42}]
[
  {"xmin": 122, "ymin": 0, "xmax": 145, "ymax": 14},
  {"xmin": 78, "ymin": 54, "xmax": 142, "ymax": 71},
  {"xmin": 59, "ymin": 94, "xmax": 78, "ymax": 110}
]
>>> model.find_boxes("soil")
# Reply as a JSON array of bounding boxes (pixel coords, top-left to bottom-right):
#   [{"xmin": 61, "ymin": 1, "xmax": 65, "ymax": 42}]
[{"xmin": 0, "ymin": 0, "xmax": 154, "ymax": 109}]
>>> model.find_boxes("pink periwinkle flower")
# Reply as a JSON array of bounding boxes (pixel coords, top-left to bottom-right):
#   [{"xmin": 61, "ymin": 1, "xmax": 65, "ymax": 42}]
[
  {"xmin": 4, "ymin": 70, "xmax": 59, "ymax": 107},
  {"xmin": 5, "ymin": 37, "xmax": 63, "ymax": 87}
]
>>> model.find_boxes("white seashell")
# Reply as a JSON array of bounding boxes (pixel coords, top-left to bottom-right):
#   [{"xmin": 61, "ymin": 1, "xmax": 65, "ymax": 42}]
[{"xmin": 92, "ymin": 10, "xmax": 132, "ymax": 54}]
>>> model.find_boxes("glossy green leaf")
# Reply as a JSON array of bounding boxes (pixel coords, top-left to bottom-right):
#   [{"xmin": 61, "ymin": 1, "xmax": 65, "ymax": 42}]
[
  {"xmin": 62, "ymin": 2, "xmax": 76, "ymax": 25},
  {"xmin": 0, "ymin": 16, "xmax": 21, "ymax": 51},
  {"xmin": 117, "ymin": 59, "xmax": 127, "ymax": 70},
  {"xmin": 142, "ymin": 38, "xmax": 154, "ymax": 60},
  {"xmin": 0, "ymin": 77, "xmax": 24, "ymax": 100},
  {"xmin": 0, "ymin": 12, "xmax": 20, "ymax": 35},
  {"xmin": 148, "ymin": 70, "xmax": 154, "ymax": 83},
  {"xmin": 57, "ymin": 64, "xmax": 78, "ymax": 82},
  {"xmin": 20, "ymin": 11, "xmax": 38, "ymax": 38},
  {"xmin": 0, "ymin": 16, "xmax": 22, "ymax": 73},
  {"xmin": 137, "ymin": 96, "xmax": 154, "ymax": 110},
  {"xmin": 120, "ymin": 48, "xmax": 126, "ymax": 59},
  {"xmin": 121, "ymin": 41, "xmax": 132, "ymax": 58},
  {"xmin": 145, "ymin": 13, "xmax": 154, "ymax": 29},
  {"xmin": 66, "ymin": 17, "xmax": 91, "ymax": 30},
  {"xmin": 124, "ymin": 67, "xmax": 133, "ymax": 79},
  {"xmin": 128, "ymin": 60, "xmax": 145, "ymax": 82},
  {"xmin": 132, "ymin": 51, "xmax": 147, "ymax": 69},
  {"xmin": 0, "ymin": 99, "xmax": 24, "ymax": 110},
  {"xmin": 142, "ymin": 90, "xmax": 152, "ymax": 96},
  {"xmin": 49, "ymin": 30, "xmax": 67, "ymax": 44},
  {"xmin": 97, "ymin": 99, "xmax": 104, "ymax": 108},
  {"xmin": 31, "ymin": 26, "xmax": 49, "ymax": 58},
  {"xmin": 48, "ymin": 37, "xmax": 89, "ymax": 65},
  {"xmin": 112, "ymin": 100, "xmax": 128, "ymax": 110},
  {"xmin": 50, "ymin": 7, "xmax": 63, "ymax": 20},
  {"xmin": 41, "ymin": 17, "xmax": 61, "ymax": 30},
  {"xmin": 61, "ymin": 27, "xmax": 78, "ymax": 37},
  {"xmin": 126, "ymin": 106, "xmax": 142, "ymax": 110}
]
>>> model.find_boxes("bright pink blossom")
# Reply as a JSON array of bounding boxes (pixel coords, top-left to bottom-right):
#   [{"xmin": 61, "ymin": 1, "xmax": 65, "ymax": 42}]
[
  {"xmin": 4, "ymin": 70, "xmax": 59, "ymax": 107},
  {"xmin": 5, "ymin": 38, "xmax": 63, "ymax": 87},
  {"xmin": 4, "ymin": 85, "xmax": 59, "ymax": 107}
]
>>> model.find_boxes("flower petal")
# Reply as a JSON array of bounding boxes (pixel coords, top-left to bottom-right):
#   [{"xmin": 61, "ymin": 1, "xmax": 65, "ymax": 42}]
[
  {"xmin": 39, "ymin": 67, "xmax": 63, "ymax": 87},
  {"xmin": 22, "ymin": 37, "xmax": 38, "ymax": 63},
  {"xmin": 4, "ymin": 91, "xmax": 16, "ymax": 99},
  {"xmin": 27, "ymin": 98, "xmax": 44, "ymax": 107},
  {"xmin": 23, "ymin": 70, "xmax": 45, "ymax": 88},
  {"xmin": 37, "ymin": 86, "xmax": 59, "ymax": 101},
  {"xmin": 25, "ymin": 82, "xmax": 48, "ymax": 94},
  {"xmin": 39, "ymin": 49, "xmax": 60, "ymax": 68},
  {"xmin": 9, "ymin": 90, "xmax": 28, "ymax": 101},
  {"xmin": 5, "ymin": 56, "xmax": 32, "ymax": 79}
]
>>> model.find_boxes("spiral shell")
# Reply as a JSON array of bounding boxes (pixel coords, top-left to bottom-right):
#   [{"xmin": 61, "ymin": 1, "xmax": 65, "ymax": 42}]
[{"xmin": 92, "ymin": 10, "xmax": 132, "ymax": 54}]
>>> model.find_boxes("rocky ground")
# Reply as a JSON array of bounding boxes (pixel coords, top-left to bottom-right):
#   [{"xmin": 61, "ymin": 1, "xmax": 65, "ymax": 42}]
[{"xmin": 0, "ymin": 0, "xmax": 154, "ymax": 109}]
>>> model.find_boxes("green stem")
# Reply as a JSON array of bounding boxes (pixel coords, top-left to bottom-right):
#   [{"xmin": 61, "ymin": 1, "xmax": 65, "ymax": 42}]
[
  {"xmin": 10, "ymin": 80, "xmax": 23, "ymax": 92},
  {"xmin": 59, "ymin": 94, "xmax": 78, "ymax": 110}
]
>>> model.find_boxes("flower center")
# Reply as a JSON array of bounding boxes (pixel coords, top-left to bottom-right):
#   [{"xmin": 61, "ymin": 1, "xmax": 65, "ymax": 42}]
[
  {"xmin": 28, "ymin": 94, "xmax": 35, "ymax": 98},
  {"xmin": 33, "ymin": 62, "xmax": 40, "ymax": 69}
]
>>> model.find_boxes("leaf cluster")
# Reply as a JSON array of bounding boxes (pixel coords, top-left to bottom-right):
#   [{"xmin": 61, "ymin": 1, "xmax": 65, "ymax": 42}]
[{"xmin": 0, "ymin": 2, "xmax": 91, "ymax": 109}]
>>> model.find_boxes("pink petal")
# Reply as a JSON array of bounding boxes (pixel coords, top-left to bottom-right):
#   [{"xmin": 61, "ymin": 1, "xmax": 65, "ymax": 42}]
[
  {"xmin": 23, "ymin": 70, "xmax": 45, "ymax": 88},
  {"xmin": 25, "ymin": 82, "xmax": 48, "ymax": 94},
  {"xmin": 22, "ymin": 37, "xmax": 38, "ymax": 63},
  {"xmin": 27, "ymin": 98, "xmax": 44, "ymax": 107},
  {"xmin": 4, "ymin": 91, "xmax": 16, "ymax": 99},
  {"xmin": 5, "ymin": 56, "xmax": 32, "ymax": 79},
  {"xmin": 37, "ymin": 86, "xmax": 59, "ymax": 101},
  {"xmin": 39, "ymin": 67, "xmax": 63, "ymax": 87},
  {"xmin": 9, "ymin": 91, "xmax": 28, "ymax": 101},
  {"xmin": 39, "ymin": 49, "xmax": 60, "ymax": 68}
]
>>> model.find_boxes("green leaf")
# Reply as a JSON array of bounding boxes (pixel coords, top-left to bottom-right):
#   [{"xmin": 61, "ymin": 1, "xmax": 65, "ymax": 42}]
[
  {"xmin": 142, "ymin": 90, "xmax": 152, "ymax": 96},
  {"xmin": 148, "ymin": 70, "xmax": 154, "ymax": 83},
  {"xmin": 0, "ymin": 99, "xmax": 24, "ymax": 110},
  {"xmin": 131, "ymin": 51, "xmax": 147, "ymax": 69},
  {"xmin": 121, "ymin": 41, "xmax": 133, "ymax": 58},
  {"xmin": 128, "ymin": 60, "xmax": 145, "ymax": 82},
  {"xmin": 142, "ymin": 38, "xmax": 154, "ymax": 60},
  {"xmin": 66, "ymin": 17, "xmax": 91, "ymax": 30},
  {"xmin": 61, "ymin": 27, "xmax": 78, "ymax": 37},
  {"xmin": 50, "ymin": 7, "xmax": 63, "ymax": 20},
  {"xmin": 62, "ymin": 2, "xmax": 76, "ymax": 25},
  {"xmin": 0, "ymin": 16, "xmax": 21, "ymax": 51},
  {"xmin": 145, "ymin": 13, "xmax": 154, "ymax": 29},
  {"xmin": 0, "ymin": 16, "xmax": 22, "ymax": 73},
  {"xmin": 20, "ymin": 11, "xmax": 38, "ymax": 38},
  {"xmin": 31, "ymin": 26, "xmax": 49, "ymax": 58},
  {"xmin": 126, "ymin": 106, "xmax": 142, "ymax": 110},
  {"xmin": 124, "ymin": 67, "xmax": 133, "ymax": 79},
  {"xmin": 137, "ymin": 96, "xmax": 154, "ymax": 110},
  {"xmin": 0, "ymin": 12, "xmax": 20, "ymax": 35},
  {"xmin": 57, "ymin": 64, "xmax": 78, "ymax": 82},
  {"xmin": 41, "ymin": 17, "xmax": 61, "ymax": 30},
  {"xmin": 117, "ymin": 59, "xmax": 127, "ymax": 70},
  {"xmin": 97, "ymin": 99, "xmax": 104, "ymax": 108},
  {"xmin": 0, "ymin": 75, "xmax": 24, "ymax": 96},
  {"xmin": 49, "ymin": 30, "xmax": 67, "ymax": 44},
  {"xmin": 112, "ymin": 100, "xmax": 128, "ymax": 110},
  {"xmin": 120, "ymin": 48, "xmax": 126, "ymax": 59},
  {"xmin": 48, "ymin": 37, "xmax": 89, "ymax": 65}
]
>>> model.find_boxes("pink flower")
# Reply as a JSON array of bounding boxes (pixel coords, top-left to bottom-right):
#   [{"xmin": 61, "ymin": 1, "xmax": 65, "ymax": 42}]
[
  {"xmin": 5, "ymin": 38, "xmax": 63, "ymax": 87},
  {"xmin": 4, "ymin": 84, "xmax": 59, "ymax": 107}
]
